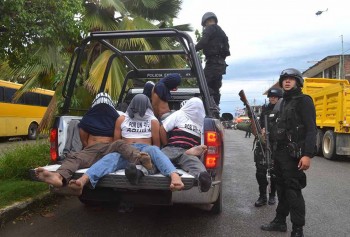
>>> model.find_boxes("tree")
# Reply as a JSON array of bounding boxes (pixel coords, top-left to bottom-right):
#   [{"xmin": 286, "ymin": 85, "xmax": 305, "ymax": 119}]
[{"xmin": 0, "ymin": 0, "xmax": 192, "ymax": 130}]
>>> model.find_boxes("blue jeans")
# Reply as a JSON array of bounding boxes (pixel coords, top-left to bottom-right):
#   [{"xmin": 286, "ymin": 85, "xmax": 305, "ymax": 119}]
[{"xmin": 86, "ymin": 144, "xmax": 176, "ymax": 188}]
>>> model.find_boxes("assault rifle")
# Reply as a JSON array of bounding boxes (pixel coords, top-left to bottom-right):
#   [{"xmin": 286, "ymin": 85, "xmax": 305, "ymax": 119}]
[
  {"xmin": 238, "ymin": 90, "xmax": 265, "ymax": 157},
  {"xmin": 264, "ymin": 115, "xmax": 272, "ymax": 193}
]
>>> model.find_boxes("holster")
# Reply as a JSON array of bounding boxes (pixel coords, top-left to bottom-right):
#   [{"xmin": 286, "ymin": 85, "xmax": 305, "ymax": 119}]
[{"xmin": 287, "ymin": 142, "xmax": 302, "ymax": 160}]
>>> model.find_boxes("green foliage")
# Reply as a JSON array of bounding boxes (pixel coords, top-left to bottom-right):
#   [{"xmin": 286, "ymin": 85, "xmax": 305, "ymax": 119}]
[
  {"xmin": 0, "ymin": 141, "xmax": 50, "ymax": 180},
  {"xmin": 0, "ymin": 180, "xmax": 48, "ymax": 208},
  {"xmin": 0, "ymin": 0, "xmax": 85, "ymax": 66}
]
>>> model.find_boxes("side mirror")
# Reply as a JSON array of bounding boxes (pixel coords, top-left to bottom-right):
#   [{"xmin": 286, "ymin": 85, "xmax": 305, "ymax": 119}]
[{"xmin": 221, "ymin": 113, "xmax": 234, "ymax": 121}]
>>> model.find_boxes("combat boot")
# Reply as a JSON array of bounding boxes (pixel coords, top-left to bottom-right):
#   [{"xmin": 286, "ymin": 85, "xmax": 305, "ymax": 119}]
[
  {"xmin": 291, "ymin": 226, "xmax": 304, "ymax": 237},
  {"xmin": 261, "ymin": 216, "xmax": 287, "ymax": 232},
  {"xmin": 254, "ymin": 195, "xmax": 267, "ymax": 207},
  {"xmin": 268, "ymin": 195, "xmax": 276, "ymax": 205}
]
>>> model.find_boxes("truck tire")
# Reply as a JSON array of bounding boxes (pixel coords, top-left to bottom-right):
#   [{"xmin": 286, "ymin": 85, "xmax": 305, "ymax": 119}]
[
  {"xmin": 28, "ymin": 123, "xmax": 38, "ymax": 140},
  {"xmin": 315, "ymin": 129, "xmax": 324, "ymax": 155},
  {"xmin": 322, "ymin": 130, "xmax": 337, "ymax": 160},
  {"xmin": 210, "ymin": 184, "xmax": 222, "ymax": 214}
]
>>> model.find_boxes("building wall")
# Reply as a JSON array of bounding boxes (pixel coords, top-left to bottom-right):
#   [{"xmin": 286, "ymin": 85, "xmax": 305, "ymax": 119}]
[{"xmin": 344, "ymin": 55, "xmax": 350, "ymax": 79}]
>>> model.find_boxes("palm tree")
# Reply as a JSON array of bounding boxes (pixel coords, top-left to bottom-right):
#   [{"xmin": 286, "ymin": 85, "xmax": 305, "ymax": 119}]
[{"xmin": 1, "ymin": 0, "xmax": 193, "ymax": 131}]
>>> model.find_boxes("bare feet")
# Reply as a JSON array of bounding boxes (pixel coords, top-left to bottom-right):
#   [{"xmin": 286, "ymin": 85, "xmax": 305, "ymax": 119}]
[
  {"xmin": 139, "ymin": 152, "xmax": 153, "ymax": 170},
  {"xmin": 68, "ymin": 174, "xmax": 89, "ymax": 196},
  {"xmin": 185, "ymin": 145, "xmax": 208, "ymax": 156},
  {"xmin": 35, "ymin": 167, "xmax": 63, "ymax": 187},
  {"xmin": 169, "ymin": 172, "xmax": 184, "ymax": 191}
]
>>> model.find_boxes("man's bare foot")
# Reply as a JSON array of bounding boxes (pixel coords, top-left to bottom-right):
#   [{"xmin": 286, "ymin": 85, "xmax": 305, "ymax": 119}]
[
  {"xmin": 169, "ymin": 172, "xmax": 184, "ymax": 191},
  {"xmin": 35, "ymin": 167, "xmax": 63, "ymax": 187},
  {"xmin": 68, "ymin": 174, "xmax": 89, "ymax": 196},
  {"xmin": 185, "ymin": 145, "xmax": 208, "ymax": 156},
  {"xmin": 139, "ymin": 152, "xmax": 153, "ymax": 170}
]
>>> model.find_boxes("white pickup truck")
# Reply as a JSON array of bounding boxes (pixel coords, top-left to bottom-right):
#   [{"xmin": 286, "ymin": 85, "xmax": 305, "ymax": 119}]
[{"xmin": 32, "ymin": 29, "xmax": 227, "ymax": 214}]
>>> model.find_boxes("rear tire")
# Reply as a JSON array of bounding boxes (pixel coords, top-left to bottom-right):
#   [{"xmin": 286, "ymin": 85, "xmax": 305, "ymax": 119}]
[
  {"xmin": 315, "ymin": 129, "xmax": 324, "ymax": 155},
  {"xmin": 28, "ymin": 123, "xmax": 38, "ymax": 140},
  {"xmin": 210, "ymin": 184, "xmax": 222, "ymax": 214},
  {"xmin": 322, "ymin": 130, "xmax": 337, "ymax": 160}
]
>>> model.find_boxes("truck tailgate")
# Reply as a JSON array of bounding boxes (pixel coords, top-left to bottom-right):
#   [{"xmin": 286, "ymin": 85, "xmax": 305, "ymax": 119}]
[{"xmin": 30, "ymin": 165, "xmax": 195, "ymax": 191}]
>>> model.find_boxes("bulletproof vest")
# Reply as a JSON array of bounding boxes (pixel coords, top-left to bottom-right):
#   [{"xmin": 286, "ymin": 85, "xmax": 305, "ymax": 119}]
[
  {"xmin": 275, "ymin": 95, "xmax": 306, "ymax": 143},
  {"xmin": 203, "ymin": 25, "xmax": 230, "ymax": 58},
  {"xmin": 266, "ymin": 100, "xmax": 282, "ymax": 142}
]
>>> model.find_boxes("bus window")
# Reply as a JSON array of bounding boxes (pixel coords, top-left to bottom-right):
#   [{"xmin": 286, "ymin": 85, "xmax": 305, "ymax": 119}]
[
  {"xmin": 40, "ymin": 94, "xmax": 52, "ymax": 106},
  {"xmin": 25, "ymin": 92, "xmax": 40, "ymax": 105},
  {"xmin": 4, "ymin": 88, "xmax": 16, "ymax": 102},
  {"xmin": 0, "ymin": 87, "xmax": 4, "ymax": 101}
]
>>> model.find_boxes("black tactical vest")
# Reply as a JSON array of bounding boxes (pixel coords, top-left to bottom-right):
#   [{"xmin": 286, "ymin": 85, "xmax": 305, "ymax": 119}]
[
  {"xmin": 274, "ymin": 95, "xmax": 307, "ymax": 144},
  {"xmin": 203, "ymin": 25, "xmax": 230, "ymax": 58}
]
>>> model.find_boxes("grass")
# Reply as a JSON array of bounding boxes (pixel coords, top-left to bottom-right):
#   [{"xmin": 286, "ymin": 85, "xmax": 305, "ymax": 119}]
[{"xmin": 0, "ymin": 141, "xmax": 51, "ymax": 209}]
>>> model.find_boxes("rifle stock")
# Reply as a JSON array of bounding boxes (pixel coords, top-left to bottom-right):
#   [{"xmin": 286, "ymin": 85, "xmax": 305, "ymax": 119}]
[{"xmin": 238, "ymin": 90, "xmax": 261, "ymax": 137}]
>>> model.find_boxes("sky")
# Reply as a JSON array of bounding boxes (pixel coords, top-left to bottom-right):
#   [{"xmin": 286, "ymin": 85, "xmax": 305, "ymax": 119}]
[{"xmin": 174, "ymin": 0, "xmax": 350, "ymax": 116}]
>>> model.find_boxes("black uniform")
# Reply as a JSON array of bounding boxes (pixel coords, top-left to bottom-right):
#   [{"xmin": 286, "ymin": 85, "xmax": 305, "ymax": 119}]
[
  {"xmin": 195, "ymin": 24, "xmax": 230, "ymax": 106},
  {"xmin": 273, "ymin": 87, "xmax": 316, "ymax": 227},
  {"xmin": 254, "ymin": 103, "xmax": 277, "ymax": 203}
]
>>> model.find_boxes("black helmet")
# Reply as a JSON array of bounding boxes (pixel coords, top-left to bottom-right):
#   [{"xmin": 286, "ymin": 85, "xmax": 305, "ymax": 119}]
[
  {"xmin": 278, "ymin": 68, "xmax": 303, "ymax": 87},
  {"xmin": 201, "ymin": 12, "xmax": 218, "ymax": 26},
  {"xmin": 267, "ymin": 88, "xmax": 283, "ymax": 98}
]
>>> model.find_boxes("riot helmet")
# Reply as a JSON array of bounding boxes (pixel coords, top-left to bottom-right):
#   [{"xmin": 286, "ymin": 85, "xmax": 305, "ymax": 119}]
[
  {"xmin": 278, "ymin": 68, "xmax": 303, "ymax": 87},
  {"xmin": 201, "ymin": 12, "xmax": 218, "ymax": 26},
  {"xmin": 267, "ymin": 88, "xmax": 283, "ymax": 98}
]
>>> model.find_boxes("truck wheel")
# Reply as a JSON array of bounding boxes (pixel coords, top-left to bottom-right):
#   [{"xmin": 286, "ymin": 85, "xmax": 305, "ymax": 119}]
[
  {"xmin": 322, "ymin": 130, "xmax": 337, "ymax": 160},
  {"xmin": 315, "ymin": 129, "xmax": 324, "ymax": 155},
  {"xmin": 28, "ymin": 123, "xmax": 38, "ymax": 140},
  {"xmin": 210, "ymin": 184, "xmax": 222, "ymax": 214}
]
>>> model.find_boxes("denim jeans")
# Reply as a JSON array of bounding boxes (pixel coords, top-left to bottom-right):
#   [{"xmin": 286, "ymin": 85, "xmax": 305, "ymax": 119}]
[
  {"xmin": 132, "ymin": 143, "xmax": 176, "ymax": 176},
  {"xmin": 86, "ymin": 152, "xmax": 128, "ymax": 188},
  {"xmin": 86, "ymin": 144, "xmax": 176, "ymax": 188}
]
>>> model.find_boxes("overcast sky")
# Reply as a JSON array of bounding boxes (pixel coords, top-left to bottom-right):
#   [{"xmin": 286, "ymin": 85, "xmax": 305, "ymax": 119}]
[{"xmin": 174, "ymin": 0, "xmax": 350, "ymax": 115}]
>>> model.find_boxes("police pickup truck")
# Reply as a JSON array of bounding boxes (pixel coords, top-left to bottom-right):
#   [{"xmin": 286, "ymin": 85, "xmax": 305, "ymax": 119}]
[{"xmin": 34, "ymin": 29, "xmax": 226, "ymax": 214}]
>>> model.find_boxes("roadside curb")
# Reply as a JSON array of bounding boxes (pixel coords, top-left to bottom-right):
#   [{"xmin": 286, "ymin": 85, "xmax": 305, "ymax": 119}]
[{"xmin": 0, "ymin": 192, "xmax": 55, "ymax": 227}]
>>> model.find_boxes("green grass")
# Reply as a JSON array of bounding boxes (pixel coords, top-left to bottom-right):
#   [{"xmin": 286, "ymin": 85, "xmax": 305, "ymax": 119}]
[
  {"xmin": 0, "ymin": 141, "xmax": 51, "ymax": 209},
  {"xmin": 0, "ymin": 180, "xmax": 49, "ymax": 208}
]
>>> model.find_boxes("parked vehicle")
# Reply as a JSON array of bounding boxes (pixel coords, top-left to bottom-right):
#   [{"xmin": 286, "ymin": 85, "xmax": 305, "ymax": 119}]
[
  {"xmin": 303, "ymin": 78, "xmax": 350, "ymax": 160},
  {"xmin": 32, "ymin": 29, "xmax": 227, "ymax": 213},
  {"xmin": 0, "ymin": 80, "xmax": 54, "ymax": 140}
]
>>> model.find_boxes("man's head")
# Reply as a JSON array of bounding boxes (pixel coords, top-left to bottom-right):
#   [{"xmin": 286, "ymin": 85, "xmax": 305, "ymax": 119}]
[
  {"xmin": 201, "ymin": 12, "xmax": 218, "ymax": 27},
  {"xmin": 143, "ymin": 81, "xmax": 155, "ymax": 99},
  {"xmin": 278, "ymin": 68, "xmax": 303, "ymax": 91},
  {"xmin": 267, "ymin": 88, "xmax": 282, "ymax": 104}
]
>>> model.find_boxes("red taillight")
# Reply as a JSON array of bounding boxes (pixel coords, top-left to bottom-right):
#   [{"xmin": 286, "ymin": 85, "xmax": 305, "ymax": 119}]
[
  {"xmin": 204, "ymin": 131, "xmax": 221, "ymax": 169},
  {"xmin": 50, "ymin": 128, "xmax": 58, "ymax": 162}
]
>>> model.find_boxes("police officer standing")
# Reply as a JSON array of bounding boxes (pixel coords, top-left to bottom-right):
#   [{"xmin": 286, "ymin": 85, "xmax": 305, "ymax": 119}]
[
  {"xmin": 254, "ymin": 88, "xmax": 283, "ymax": 207},
  {"xmin": 261, "ymin": 68, "xmax": 316, "ymax": 237},
  {"xmin": 195, "ymin": 12, "xmax": 230, "ymax": 107}
]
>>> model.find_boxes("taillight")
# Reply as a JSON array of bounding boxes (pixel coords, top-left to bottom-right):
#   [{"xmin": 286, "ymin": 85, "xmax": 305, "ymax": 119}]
[
  {"xmin": 204, "ymin": 131, "xmax": 222, "ymax": 169},
  {"xmin": 50, "ymin": 128, "xmax": 58, "ymax": 162}
]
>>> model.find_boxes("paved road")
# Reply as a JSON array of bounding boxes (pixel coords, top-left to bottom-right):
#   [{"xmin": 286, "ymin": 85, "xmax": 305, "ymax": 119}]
[{"xmin": 1, "ymin": 129, "xmax": 349, "ymax": 237}]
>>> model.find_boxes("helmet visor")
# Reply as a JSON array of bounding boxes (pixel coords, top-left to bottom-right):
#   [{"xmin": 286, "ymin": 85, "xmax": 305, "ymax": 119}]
[{"xmin": 280, "ymin": 69, "xmax": 300, "ymax": 78}]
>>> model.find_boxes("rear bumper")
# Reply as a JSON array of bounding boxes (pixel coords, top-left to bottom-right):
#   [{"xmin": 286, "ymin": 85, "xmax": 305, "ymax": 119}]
[{"xmin": 30, "ymin": 165, "xmax": 220, "ymax": 205}]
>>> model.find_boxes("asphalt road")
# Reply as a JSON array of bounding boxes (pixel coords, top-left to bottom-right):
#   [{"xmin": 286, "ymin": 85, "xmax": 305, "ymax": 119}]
[{"xmin": 1, "ymin": 129, "xmax": 349, "ymax": 237}]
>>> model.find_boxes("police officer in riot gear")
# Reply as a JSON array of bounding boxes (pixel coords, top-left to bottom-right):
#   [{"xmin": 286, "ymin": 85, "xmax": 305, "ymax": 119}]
[
  {"xmin": 261, "ymin": 68, "xmax": 316, "ymax": 237},
  {"xmin": 254, "ymin": 87, "xmax": 283, "ymax": 207},
  {"xmin": 195, "ymin": 12, "xmax": 230, "ymax": 107}
]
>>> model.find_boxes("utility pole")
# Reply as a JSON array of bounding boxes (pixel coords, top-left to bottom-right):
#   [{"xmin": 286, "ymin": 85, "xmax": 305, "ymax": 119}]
[{"xmin": 341, "ymin": 35, "xmax": 344, "ymax": 79}]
